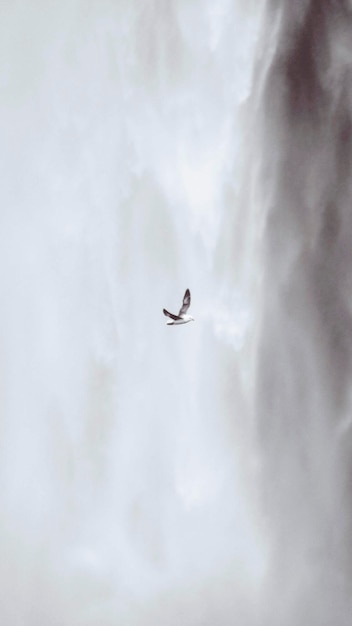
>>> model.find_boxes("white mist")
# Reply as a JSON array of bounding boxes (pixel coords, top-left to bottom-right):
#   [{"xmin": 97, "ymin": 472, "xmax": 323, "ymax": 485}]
[{"xmin": 1, "ymin": 1, "xmax": 351, "ymax": 625}]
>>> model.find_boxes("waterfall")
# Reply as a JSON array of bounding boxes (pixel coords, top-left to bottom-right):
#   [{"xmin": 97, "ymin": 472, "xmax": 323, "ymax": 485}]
[
  {"xmin": 254, "ymin": 2, "xmax": 352, "ymax": 623},
  {"xmin": 1, "ymin": 1, "xmax": 352, "ymax": 624}
]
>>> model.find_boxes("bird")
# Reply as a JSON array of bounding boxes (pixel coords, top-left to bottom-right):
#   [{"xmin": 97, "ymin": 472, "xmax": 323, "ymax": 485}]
[{"xmin": 163, "ymin": 289, "xmax": 194, "ymax": 325}]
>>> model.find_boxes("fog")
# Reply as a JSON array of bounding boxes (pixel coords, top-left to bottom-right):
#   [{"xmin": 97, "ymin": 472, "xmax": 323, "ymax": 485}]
[{"xmin": 1, "ymin": 1, "xmax": 352, "ymax": 624}]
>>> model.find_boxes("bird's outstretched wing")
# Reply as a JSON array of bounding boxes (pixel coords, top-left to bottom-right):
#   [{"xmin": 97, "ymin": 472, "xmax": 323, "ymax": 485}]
[
  {"xmin": 163, "ymin": 308, "xmax": 182, "ymax": 321},
  {"xmin": 178, "ymin": 289, "xmax": 191, "ymax": 316}
]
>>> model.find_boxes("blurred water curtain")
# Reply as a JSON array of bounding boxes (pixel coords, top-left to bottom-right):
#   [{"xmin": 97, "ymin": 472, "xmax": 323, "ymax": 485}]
[{"xmin": 1, "ymin": 1, "xmax": 352, "ymax": 625}]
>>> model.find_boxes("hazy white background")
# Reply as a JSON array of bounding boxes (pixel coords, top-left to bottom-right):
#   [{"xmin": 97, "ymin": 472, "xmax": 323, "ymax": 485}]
[{"xmin": 1, "ymin": 1, "xmax": 352, "ymax": 624}]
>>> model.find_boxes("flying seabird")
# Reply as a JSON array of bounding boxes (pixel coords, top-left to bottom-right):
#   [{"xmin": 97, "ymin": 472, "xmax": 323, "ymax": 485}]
[{"xmin": 163, "ymin": 289, "xmax": 194, "ymax": 325}]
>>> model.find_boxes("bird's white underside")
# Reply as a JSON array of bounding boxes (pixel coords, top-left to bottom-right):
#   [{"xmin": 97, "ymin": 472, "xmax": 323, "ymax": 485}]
[{"xmin": 167, "ymin": 315, "xmax": 194, "ymax": 325}]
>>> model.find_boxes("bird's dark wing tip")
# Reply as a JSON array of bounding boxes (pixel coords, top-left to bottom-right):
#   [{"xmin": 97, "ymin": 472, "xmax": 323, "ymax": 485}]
[
  {"xmin": 163, "ymin": 308, "xmax": 181, "ymax": 320},
  {"xmin": 178, "ymin": 288, "xmax": 191, "ymax": 315}
]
